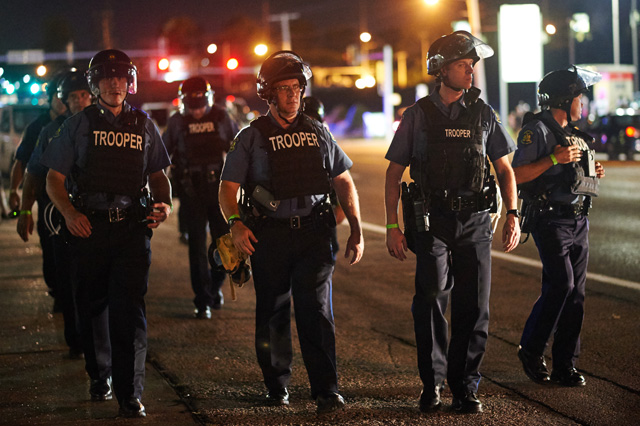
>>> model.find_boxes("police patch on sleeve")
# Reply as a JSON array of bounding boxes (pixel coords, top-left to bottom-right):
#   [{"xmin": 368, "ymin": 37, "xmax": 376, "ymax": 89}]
[
  {"xmin": 229, "ymin": 136, "xmax": 238, "ymax": 153},
  {"xmin": 520, "ymin": 130, "xmax": 533, "ymax": 145}
]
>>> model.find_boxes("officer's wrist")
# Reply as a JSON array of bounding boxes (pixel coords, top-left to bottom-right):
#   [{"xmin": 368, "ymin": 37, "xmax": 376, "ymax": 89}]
[
  {"xmin": 506, "ymin": 209, "xmax": 520, "ymax": 218},
  {"xmin": 228, "ymin": 214, "xmax": 242, "ymax": 228}
]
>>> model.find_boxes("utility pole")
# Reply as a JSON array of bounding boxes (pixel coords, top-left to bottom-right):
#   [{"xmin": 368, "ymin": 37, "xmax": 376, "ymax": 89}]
[
  {"xmin": 269, "ymin": 12, "xmax": 300, "ymax": 51},
  {"xmin": 101, "ymin": 8, "xmax": 113, "ymax": 50},
  {"xmin": 613, "ymin": 0, "xmax": 620, "ymax": 65},
  {"xmin": 465, "ymin": 0, "xmax": 487, "ymax": 97},
  {"xmin": 632, "ymin": 0, "xmax": 639, "ymax": 92}
]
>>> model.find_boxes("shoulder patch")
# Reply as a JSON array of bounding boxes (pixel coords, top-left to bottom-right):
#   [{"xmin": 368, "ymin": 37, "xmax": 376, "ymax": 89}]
[
  {"xmin": 228, "ymin": 136, "xmax": 238, "ymax": 153},
  {"xmin": 520, "ymin": 129, "xmax": 533, "ymax": 145}
]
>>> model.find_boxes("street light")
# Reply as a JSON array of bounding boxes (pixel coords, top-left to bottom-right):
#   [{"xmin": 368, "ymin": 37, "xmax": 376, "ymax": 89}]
[
  {"xmin": 254, "ymin": 44, "xmax": 268, "ymax": 56},
  {"xmin": 569, "ymin": 13, "xmax": 590, "ymax": 65},
  {"xmin": 207, "ymin": 44, "xmax": 218, "ymax": 54}
]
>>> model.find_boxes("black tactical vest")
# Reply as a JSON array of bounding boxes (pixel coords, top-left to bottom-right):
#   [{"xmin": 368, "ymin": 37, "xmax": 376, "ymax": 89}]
[
  {"xmin": 77, "ymin": 105, "xmax": 147, "ymax": 198},
  {"xmin": 250, "ymin": 115, "xmax": 331, "ymax": 200},
  {"xmin": 411, "ymin": 96, "xmax": 488, "ymax": 193},
  {"xmin": 535, "ymin": 113, "xmax": 599, "ymax": 197},
  {"xmin": 177, "ymin": 107, "xmax": 227, "ymax": 172}
]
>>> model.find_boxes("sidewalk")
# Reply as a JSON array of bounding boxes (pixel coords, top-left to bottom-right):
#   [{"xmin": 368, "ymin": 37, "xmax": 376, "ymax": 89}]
[{"xmin": 0, "ymin": 216, "xmax": 196, "ymax": 425}]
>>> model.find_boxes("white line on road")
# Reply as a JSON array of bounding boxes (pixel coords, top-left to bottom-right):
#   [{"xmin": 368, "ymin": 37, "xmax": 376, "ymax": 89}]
[{"xmin": 359, "ymin": 221, "xmax": 640, "ymax": 292}]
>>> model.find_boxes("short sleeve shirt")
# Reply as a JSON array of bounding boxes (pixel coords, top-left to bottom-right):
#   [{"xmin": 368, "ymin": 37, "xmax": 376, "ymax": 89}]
[
  {"xmin": 41, "ymin": 102, "xmax": 171, "ymax": 209},
  {"xmin": 15, "ymin": 112, "xmax": 52, "ymax": 163},
  {"xmin": 512, "ymin": 110, "xmax": 578, "ymax": 204},
  {"xmin": 386, "ymin": 87, "xmax": 515, "ymax": 168},
  {"xmin": 221, "ymin": 112, "xmax": 352, "ymax": 218}
]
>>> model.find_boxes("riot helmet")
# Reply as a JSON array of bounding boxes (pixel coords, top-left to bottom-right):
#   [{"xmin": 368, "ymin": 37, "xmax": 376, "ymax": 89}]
[
  {"xmin": 257, "ymin": 50, "xmax": 312, "ymax": 102},
  {"xmin": 303, "ymin": 96, "xmax": 325, "ymax": 122},
  {"xmin": 427, "ymin": 31, "xmax": 494, "ymax": 76},
  {"xmin": 57, "ymin": 70, "xmax": 91, "ymax": 104},
  {"xmin": 46, "ymin": 72, "xmax": 66, "ymax": 103},
  {"xmin": 86, "ymin": 49, "xmax": 138, "ymax": 97},
  {"xmin": 538, "ymin": 65, "xmax": 601, "ymax": 109},
  {"xmin": 538, "ymin": 66, "xmax": 601, "ymax": 124},
  {"xmin": 178, "ymin": 77, "xmax": 214, "ymax": 114}
]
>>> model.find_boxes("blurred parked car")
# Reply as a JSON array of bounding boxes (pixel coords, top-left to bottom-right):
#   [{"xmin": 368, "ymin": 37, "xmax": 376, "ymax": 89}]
[{"xmin": 588, "ymin": 113, "xmax": 640, "ymax": 161}]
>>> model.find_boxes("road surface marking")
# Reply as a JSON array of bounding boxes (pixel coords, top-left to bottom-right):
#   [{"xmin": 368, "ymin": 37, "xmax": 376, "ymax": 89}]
[{"xmin": 358, "ymin": 221, "xmax": 640, "ymax": 292}]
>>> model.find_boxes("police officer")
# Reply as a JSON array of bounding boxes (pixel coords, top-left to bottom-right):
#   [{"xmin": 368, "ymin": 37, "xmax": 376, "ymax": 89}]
[
  {"xmin": 163, "ymin": 77, "xmax": 238, "ymax": 319},
  {"xmin": 384, "ymin": 31, "xmax": 520, "ymax": 414},
  {"xmin": 17, "ymin": 70, "xmax": 94, "ymax": 359},
  {"xmin": 9, "ymin": 73, "xmax": 68, "ymax": 308},
  {"xmin": 219, "ymin": 51, "xmax": 364, "ymax": 414},
  {"xmin": 513, "ymin": 66, "xmax": 605, "ymax": 387},
  {"xmin": 41, "ymin": 49, "xmax": 172, "ymax": 418}
]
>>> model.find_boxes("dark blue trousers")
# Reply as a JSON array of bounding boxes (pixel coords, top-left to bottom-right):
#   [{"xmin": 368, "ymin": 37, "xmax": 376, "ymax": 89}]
[
  {"xmin": 250, "ymin": 221, "xmax": 337, "ymax": 399},
  {"xmin": 69, "ymin": 218, "xmax": 151, "ymax": 404},
  {"xmin": 180, "ymin": 189, "xmax": 228, "ymax": 310},
  {"xmin": 412, "ymin": 209, "xmax": 492, "ymax": 398},
  {"xmin": 520, "ymin": 215, "xmax": 588, "ymax": 369},
  {"xmin": 52, "ymin": 234, "xmax": 81, "ymax": 352}
]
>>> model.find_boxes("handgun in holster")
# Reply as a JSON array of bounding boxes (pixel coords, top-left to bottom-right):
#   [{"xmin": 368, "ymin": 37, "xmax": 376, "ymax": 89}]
[{"xmin": 401, "ymin": 182, "xmax": 430, "ymax": 254}]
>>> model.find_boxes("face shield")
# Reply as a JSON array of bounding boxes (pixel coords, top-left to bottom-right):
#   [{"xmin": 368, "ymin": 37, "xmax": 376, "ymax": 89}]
[
  {"xmin": 427, "ymin": 31, "xmax": 494, "ymax": 75},
  {"xmin": 574, "ymin": 66, "xmax": 602, "ymax": 89}
]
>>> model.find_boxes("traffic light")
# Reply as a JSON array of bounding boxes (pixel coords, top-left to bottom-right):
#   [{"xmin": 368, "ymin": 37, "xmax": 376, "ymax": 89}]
[
  {"xmin": 158, "ymin": 58, "xmax": 170, "ymax": 71},
  {"xmin": 226, "ymin": 58, "xmax": 239, "ymax": 71}
]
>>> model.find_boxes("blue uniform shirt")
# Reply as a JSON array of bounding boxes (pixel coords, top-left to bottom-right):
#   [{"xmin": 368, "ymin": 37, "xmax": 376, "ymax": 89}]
[
  {"xmin": 28, "ymin": 114, "xmax": 68, "ymax": 178},
  {"xmin": 15, "ymin": 112, "xmax": 52, "ymax": 164},
  {"xmin": 386, "ymin": 87, "xmax": 515, "ymax": 170},
  {"xmin": 221, "ymin": 111, "xmax": 353, "ymax": 218},
  {"xmin": 41, "ymin": 102, "xmax": 171, "ymax": 209},
  {"xmin": 512, "ymin": 110, "xmax": 578, "ymax": 204}
]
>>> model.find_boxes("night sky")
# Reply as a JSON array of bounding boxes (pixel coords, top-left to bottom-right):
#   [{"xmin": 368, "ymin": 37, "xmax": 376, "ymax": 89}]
[{"xmin": 1, "ymin": 0, "xmax": 636, "ymax": 109}]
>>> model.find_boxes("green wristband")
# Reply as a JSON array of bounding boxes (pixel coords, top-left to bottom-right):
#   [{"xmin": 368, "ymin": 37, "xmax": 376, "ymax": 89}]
[
  {"xmin": 549, "ymin": 153, "xmax": 558, "ymax": 165},
  {"xmin": 228, "ymin": 213, "xmax": 240, "ymax": 221},
  {"xmin": 20, "ymin": 210, "xmax": 32, "ymax": 216},
  {"xmin": 386, "ymin": 223, "xmax": 399, "ymax": 229}
]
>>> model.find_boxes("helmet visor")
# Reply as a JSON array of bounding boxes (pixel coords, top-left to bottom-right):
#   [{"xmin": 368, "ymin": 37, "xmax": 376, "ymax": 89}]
[
  {"xmin": 183, "ymin": 92, "xmax": 209, "ymax": 109},
  {"xmin": 574, "ymin": 66, "xmax": 602, "ymax": 88}
]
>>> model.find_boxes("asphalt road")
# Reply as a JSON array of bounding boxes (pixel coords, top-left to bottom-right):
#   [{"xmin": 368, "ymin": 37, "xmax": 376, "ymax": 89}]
[{"xmin": 1, "ymin": 140, "xmax": 639, "ymax": 425}]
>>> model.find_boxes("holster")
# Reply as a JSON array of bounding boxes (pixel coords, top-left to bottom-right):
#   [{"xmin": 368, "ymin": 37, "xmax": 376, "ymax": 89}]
[{"xmin": 520, "ymin": 198, "xmax": 546, "ymax": 234}]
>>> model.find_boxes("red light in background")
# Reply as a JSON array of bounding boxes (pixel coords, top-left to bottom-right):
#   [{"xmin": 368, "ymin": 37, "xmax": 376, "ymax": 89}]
[
  {"xmin": 226, "ymin": 95, "xmax": 236, "ymax": 103},
  {"xmin": 625, "ymin": 126, "xmax": 636, "ymax": 138},
  {"xmin": 226, "ymin": 58, "xmax": 239, "ymax": 70},
  {"xmin": 172, "ymin": 98, "xmax": 180, "ymax": 107},
  {"xmin": 158, "ymin": 58, "xmax": 170, "ymax": 71}
]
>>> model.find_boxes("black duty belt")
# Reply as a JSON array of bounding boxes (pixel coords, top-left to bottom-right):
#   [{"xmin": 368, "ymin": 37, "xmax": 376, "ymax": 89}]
[
  {"xmin": 84, "ymin": 206, "xmax": 134, "ymax": 223},
  {"xmin": 431, "ymin": 193, "xmax": 481, "ymax": 212},
  {"xmin": 269, "ymin": 214, "xmax": 316, "ymax": 230},
  {"xmin": 546, "ymin": 202, "xmax": 585, "ymax": 219}
]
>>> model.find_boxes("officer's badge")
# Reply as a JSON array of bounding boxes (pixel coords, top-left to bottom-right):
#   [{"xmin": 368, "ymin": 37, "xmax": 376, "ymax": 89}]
[
  {"xmin": 520, "ymin": 130, "xmax": 533, "ymax": 145},
  {"xmin": 229, "ymin": 137, "xmax": 238, "ymax": 153}
]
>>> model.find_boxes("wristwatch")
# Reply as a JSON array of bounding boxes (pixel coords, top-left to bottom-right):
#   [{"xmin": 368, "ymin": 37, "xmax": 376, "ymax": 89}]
[
  {"xmin": 228, "ymin": 216, "xmax": 242, "ymax": 227},
  {"xmin": 506, "ymin": 209, "xmax": 521, "ymax": 218}
]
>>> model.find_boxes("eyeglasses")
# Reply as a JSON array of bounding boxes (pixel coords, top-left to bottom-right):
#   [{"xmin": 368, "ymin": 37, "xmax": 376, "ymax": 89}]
[{"xmin": 274, "ymin": 84, "xmax": 302, "ymax": 94}]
